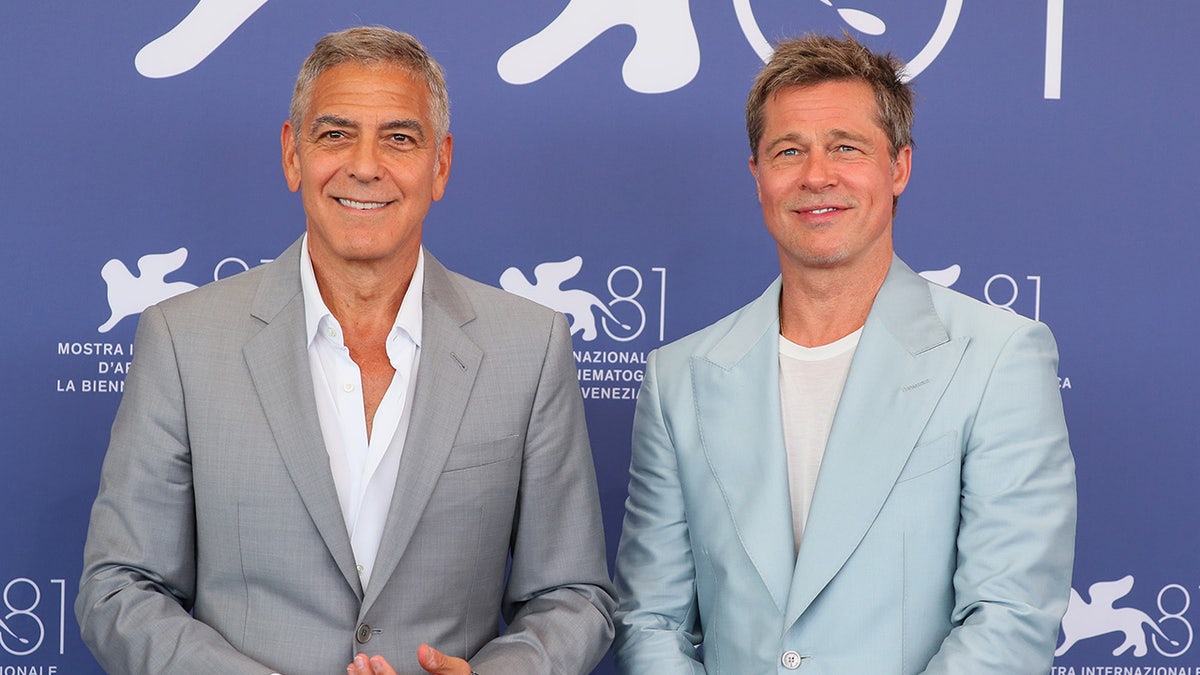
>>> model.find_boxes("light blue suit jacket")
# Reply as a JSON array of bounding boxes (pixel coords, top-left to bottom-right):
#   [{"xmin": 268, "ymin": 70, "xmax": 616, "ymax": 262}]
[{"xmin": 613, "ymin": 256, "xmax": 1076, "ymax": 674}]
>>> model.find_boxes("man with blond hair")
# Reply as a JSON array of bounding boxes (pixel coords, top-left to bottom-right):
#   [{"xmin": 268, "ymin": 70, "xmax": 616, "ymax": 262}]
[
  {"xmin": 613, "ymin": 34, "xmax": 1076, "ymax": 673},
  {"xmin": 78, "ymin": 26, "xmax": 614, "ymax": 675}
]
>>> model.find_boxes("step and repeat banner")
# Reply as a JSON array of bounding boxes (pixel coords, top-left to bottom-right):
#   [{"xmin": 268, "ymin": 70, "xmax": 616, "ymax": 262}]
[{"xmin": 1, "ymin": 1, "xmax": 1196, "ymax": 673}]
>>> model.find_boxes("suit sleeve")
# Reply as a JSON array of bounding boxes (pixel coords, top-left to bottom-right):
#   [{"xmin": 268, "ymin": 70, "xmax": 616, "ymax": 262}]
[
  {"xmin": 922, "ymin": 321, "xmax": 1077, "ymax": 673},
  {"xmin": 75, "ymin": 305, "xmax": 275, "ymax": 674},
  {"xmin": 612, "ymin": 351, "xmax": 708, "ymax": 674},
  {"xmin": 468, "ymin": 312, "xmax": 617, "ymax": 674}
]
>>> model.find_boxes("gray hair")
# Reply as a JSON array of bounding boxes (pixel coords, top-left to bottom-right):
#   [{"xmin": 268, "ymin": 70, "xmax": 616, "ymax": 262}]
[{"xmin": 289, "ymin": 26, "xmax": 450, "ymax": 143}]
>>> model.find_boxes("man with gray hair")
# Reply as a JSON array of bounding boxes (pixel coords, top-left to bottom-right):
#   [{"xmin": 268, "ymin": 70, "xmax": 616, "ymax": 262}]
[
  {"xmin": 77, "ymin": 26, "xmax": 615, "ymax": 675},
  {"xmin": 613, "ymin": 33, "xmax": 1076, "ymax": 673}
]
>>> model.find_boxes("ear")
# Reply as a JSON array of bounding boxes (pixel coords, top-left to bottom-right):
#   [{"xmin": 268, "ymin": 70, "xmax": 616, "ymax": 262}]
[
  {"xmin": 891, "ymin": 145, "xmax": 912, "ymax": 198},
  {"xmin": 748, "ymin": 154, "xmax": 763, "ymax": 204},
  {"xmin": 281, "ymin": 121, "xmax": 302, "ymax": 193},
  {"xmin": 431, "ymin": 133, "xmax": 454, "ymax": 202}
]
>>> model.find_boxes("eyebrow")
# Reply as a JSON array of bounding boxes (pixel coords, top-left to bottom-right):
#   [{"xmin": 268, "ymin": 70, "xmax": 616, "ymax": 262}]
[
  {"xmin": 827, "ymin": 128, "xmax": 872, "ymax": 145},
  {"xmin": 379, "ymin": 118, "xmax": 426, "ymax": 142},
  {"xmin": 764, "ymin": 129, "xmax": 874, "ymax": 151},
  {"xmin": 765, "ymin": 132, "xmax": 806, "ymax": 150},
  {"xmin": 308, "ymin": 116, "xmax": 427, "ymax": 142},
  {"xmin": 309, "ymin": 114, "xmax": 357, "ymax": 136}
]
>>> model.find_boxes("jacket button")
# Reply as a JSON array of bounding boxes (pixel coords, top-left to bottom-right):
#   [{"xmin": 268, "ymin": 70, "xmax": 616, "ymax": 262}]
[
  {"xmin": 356, "ymin": 623, "xmax": 372, "ymax": 644},
  {"xmin": 781, "ymin": 650, "xmax": 803, "ymax": 669}
]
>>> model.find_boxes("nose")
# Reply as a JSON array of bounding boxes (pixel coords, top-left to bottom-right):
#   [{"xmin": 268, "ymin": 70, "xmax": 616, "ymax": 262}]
[
  {"xmin": 346, "ymin": 139, "xmax": 382, "ymax": 182},
  {"xmin": 798, "ymin": 152, "xmax": 836, "ymax": 192}
]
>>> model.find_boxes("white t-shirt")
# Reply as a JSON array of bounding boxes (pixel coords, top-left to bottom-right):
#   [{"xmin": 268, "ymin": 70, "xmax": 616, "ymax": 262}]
[{"xmin": 778, "ymin": 328, "xmax": 861, "ymax": 555}]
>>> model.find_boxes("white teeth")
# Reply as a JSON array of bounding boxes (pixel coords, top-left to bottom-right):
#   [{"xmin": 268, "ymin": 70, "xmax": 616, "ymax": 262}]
[
  {"xmin": 810, "ymin": 207, "xmax": 837, "ymax": 214},
  {"xmin": 338, "ymin": 198, "xmax": 387, "ymax": 210}
]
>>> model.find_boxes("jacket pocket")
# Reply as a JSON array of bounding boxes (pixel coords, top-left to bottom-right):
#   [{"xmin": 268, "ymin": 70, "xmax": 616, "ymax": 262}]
[
  {"xmin": 896, "ymin": 431, "xmax": 957, "ymax": 483},
  {"xmin": 443, "ymin": 433, "xmax": 521, "ymax": 472}
]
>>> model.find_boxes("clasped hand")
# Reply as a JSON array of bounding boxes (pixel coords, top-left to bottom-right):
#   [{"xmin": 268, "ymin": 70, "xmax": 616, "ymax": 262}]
[{"xmin": 347, "ymin": 643, "xmax": 472, "ymax": 675}]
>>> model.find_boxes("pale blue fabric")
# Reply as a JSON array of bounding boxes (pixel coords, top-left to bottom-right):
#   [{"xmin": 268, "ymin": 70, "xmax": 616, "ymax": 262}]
[{"xmin": 614, "ymin": 256, "xmax": 1076, "ymax": 674}]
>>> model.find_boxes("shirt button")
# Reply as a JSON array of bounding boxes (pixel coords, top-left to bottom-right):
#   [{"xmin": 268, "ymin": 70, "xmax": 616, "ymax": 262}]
[
  {"xmin": 781, "ymin": 650, "xmax": 803, "ymax": 670},
  {"xmin": 356, "ymin": 623, "xmax": 372, "ymax": 644},
  {"xmin": 342, "ymin": 382, "xmax": 355, "ymax": 393},
  {"xmin": 356, "ymin": 564, "xmax": 364, "ymax": 574},
  {"xmin": 326, "ymin": 327, "xmax": 338, "ymax": 338}
]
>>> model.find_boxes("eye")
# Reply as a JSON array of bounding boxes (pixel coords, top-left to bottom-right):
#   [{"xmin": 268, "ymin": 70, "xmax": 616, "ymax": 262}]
[
  {"xmin": 779, "ymin": 148, "xmax": 799, "ymax": 157},
  {"xmin": 834, "ymin": 144, "xmax": 858, "ymax": 153},
  {"xmin": 391, "ymin": 133, "xmax": 412, "ymax": 144}
]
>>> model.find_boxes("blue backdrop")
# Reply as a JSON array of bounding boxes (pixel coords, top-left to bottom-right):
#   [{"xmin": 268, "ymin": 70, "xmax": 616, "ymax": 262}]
[{"xmin": 2, "ymin": 1, "xmax": 1197, "ymax": 672}]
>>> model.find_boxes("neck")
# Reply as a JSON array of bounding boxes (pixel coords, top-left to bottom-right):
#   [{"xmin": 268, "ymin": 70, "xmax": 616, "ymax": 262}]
[
  {"xmin": 311, "ymin": 249, "xmax": 418, "ymax": 333},
  {"xmin": 778, "ymin": 250, "xmax": 891, "ymax": 347}
]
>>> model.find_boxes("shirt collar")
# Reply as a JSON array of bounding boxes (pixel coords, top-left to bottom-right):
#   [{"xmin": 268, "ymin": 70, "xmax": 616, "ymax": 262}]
[{"xmin": 300, "ymin": 234, "xmax": 424, "ymax": 352}]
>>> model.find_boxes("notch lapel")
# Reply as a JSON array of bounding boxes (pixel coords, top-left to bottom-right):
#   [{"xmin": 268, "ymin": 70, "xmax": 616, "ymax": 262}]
[
  {"xmin": 362, "ymin": 253, "xmax": 482, "ymax": 610},
  {"xmin": 692, "ymin": 279, "xmax": 796, "ymax": 612},
  {"xmin": 243, "ymin": 239, "xmax": 363, "ymax": 597},
  {"xmin": 783, "ymin": 257, "xmax": 968, "ymax": 626}
]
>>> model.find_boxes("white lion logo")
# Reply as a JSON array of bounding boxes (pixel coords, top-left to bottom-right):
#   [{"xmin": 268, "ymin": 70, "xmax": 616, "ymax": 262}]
[
  {"xmin": 134, "ymin": 0, "xmax": 268, "ymax": 78},
  {"xmin": 98, "ymin": 248, "xmax": 198, "ymax": 333},
  {"xmin": 500, "ymin": 257, "xmax": 628, "ymax": 341},
  {"xmin": 1056, "ymin": 576, "xmax": 1180, "ymax": 658},
  {"xmin": 501, "ymin": 0, "xmax": 962, "ymax": 92},
  {"xmin": 0, "ymin": 617, "xmax": 30, "ymax": 651},
  {"xmin": 918, "ymin": 263, "xmax": 961, "ymax": 288},
  {"xmin": 134, "ymin": 0, "xmax": 960, "ymax": 91},
  {"xmin": 498, "ymin": 1, "xmax": 699, "ymax": 94}
]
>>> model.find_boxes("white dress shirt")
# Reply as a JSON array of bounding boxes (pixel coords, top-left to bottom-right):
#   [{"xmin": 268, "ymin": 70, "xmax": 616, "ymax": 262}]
[{"xmin": 300, "ymin": 237, "xmax": 423, "ymax": 590}]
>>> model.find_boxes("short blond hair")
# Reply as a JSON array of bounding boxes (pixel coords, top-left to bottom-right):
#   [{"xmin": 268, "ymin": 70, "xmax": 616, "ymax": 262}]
[{"xmin": 746, "ymin": 33, "xmax": 913, "ymax": 159}]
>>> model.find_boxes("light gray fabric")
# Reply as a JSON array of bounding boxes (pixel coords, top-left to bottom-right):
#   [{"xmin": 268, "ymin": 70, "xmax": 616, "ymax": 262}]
[{"xmin": 77, "ymin": 237, "xmax": 615, "ymax": 674}]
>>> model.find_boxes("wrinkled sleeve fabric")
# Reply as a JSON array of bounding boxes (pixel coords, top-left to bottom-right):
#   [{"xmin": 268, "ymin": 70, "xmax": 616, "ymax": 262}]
[
  {"xmin": 922, "ymin": 321, "xmax": 1077, "ymax": 673},
  {"xmin": 613, "ymin": 350, "xmax": 708, "ymax": 674},
  {"xmin": 469, "ymin": 312, "xmax": 617, "ymax": 674},
  {"xmin": 75, "ymin": 304, "xmax": 273, "ymax": 674}
]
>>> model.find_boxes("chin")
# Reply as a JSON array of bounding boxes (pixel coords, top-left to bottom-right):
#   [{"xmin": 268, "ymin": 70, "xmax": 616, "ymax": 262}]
[{"xmin": 791, "ymin": 247, "xmax": 851, "ymax": 268}]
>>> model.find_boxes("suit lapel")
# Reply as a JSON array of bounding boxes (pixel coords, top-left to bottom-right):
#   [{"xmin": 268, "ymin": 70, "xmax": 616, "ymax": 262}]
[
  {"xmin": 783, "ymin": 257, "xmax": 968, "ymax": 626},
  {"xmin": 693, "ymin": 279, "xmax": 796, "ymax": 612},
  {"xmin": 362, "ymin": 252, "xmax": 482, "ymax": 609},
  {"xmin": 243, "ymin": 238, "xmax": 363, "ymax": 597}
]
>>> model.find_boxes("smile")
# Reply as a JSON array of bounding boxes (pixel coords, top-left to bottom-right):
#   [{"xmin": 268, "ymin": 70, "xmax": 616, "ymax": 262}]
[
  {"xmin": 337, "ymin": 198, "xmax": 390, "ymax": 210},
  {"xmin": 807, "ymin": 207, "xmax": 838, "ymax": 215}
]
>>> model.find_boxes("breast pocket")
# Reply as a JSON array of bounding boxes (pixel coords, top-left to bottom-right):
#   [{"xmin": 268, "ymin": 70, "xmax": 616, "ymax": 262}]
[
  {"xmin": 442, "ymin": 433, "xmax": 522, "ymax": 472},
  {"xmin": 896, "ymin": 431, "xmax": 958, "ymax": 483}
]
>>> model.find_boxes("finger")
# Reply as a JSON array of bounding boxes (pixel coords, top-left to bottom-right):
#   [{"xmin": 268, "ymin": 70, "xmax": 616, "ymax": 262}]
[
  {"xmin": 369, "ymin": 654, "xmax": 398, "ymax": 675},
  {"xmin": 417, "ymin": 644, "xmax": 471, "ymax": 675},
  {"xmin": 417, "ymin": 644, "xmax": 443, "ymax": 673},
  {"xmin": 347, "ymin": 653, "xmax": 371, "ymax": 675}
]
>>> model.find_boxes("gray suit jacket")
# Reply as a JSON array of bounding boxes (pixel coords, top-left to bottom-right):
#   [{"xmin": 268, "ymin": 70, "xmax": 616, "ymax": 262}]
[{"xmin": 77, "ymin": 238, "xmax": 616, "ymax": 674}]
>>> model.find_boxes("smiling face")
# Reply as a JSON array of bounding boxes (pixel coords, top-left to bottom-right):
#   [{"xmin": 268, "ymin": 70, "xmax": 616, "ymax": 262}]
[
  {"xmin": 750, "ymin": 79, "xmax": 910, "ymax": 277},
  {"xmin": 281, "ymin": 61, "xmax": 452, "ymax": 274}
]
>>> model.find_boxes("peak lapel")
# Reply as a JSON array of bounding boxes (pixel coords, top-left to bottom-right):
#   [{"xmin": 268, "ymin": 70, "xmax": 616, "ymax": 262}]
[
  {"xmin": 692, "ymin": 279, "xmax": 795, "ymax": 612},
  {"xmin": 363, "ymin": 253, "xmax": 481, "ymax": 609},
  {"xmin": 243, "ymin": 239, "xmax": 362, "ymax": 597},
  {"xmin": 783, "ymin": 257, "xmax": 967, "ymax": 625}
]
